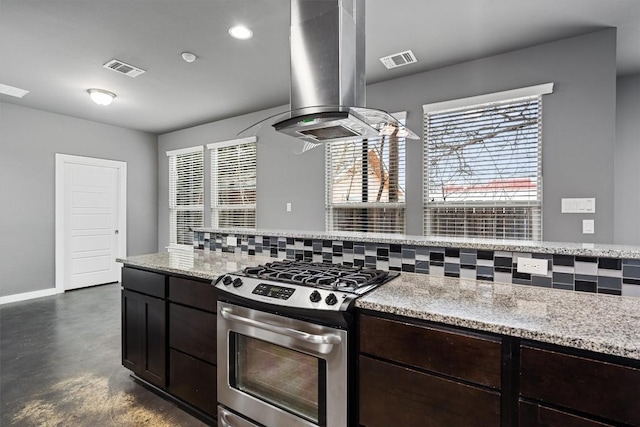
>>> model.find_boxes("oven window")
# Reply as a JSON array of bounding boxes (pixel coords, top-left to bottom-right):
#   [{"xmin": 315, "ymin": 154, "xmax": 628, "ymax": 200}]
[{"xmin": 231, "ymin": 334, "xmax": 326, "ymax": 425}]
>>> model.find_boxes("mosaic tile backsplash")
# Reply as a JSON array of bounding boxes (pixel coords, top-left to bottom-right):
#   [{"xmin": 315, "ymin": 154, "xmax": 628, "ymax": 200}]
[{"xmin": 194, "ymin": 231, "xmax": 640, "ymax": 297}]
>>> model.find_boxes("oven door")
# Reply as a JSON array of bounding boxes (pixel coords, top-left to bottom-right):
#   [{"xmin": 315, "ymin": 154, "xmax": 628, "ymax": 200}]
[{"xmin": 217, "ymin": 301, "xmax": 348, "ymax": 427}]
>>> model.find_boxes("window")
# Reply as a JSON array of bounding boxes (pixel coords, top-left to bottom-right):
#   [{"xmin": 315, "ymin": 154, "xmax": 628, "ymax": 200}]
[
  {"xmin": 423, "ymin": 84, "xmax": 553, "ymax": 240},
  {"xmin": 208, "ymin": 137, "xmax": 257, "ymax": 229},
  {"xmin": 167, "ymin": 146, "xmax": 204, "ymax": 245},
  {"xmin": 326, "ymin": 113, "xmax": 406, "ymax": 234}
]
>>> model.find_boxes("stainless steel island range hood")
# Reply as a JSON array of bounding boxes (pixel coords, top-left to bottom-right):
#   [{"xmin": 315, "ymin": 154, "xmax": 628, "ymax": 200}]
[{"xmin": 240, "ymin": 0, "xmax": 418, "ymax": 145}]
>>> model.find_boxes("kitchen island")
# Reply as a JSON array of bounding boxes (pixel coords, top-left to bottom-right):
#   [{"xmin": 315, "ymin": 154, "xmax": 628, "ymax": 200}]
[{"xmin": 118, "ymin": 248, "xmax": 640, "ymax": 426}]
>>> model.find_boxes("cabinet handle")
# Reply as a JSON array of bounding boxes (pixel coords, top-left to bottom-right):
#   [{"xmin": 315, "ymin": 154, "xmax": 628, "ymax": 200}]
[{"xmin": 220, "ymin": 308, "xmax": 342, "ymax": 349}]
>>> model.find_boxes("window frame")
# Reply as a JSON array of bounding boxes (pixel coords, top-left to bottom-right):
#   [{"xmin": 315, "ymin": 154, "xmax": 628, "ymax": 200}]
[
  {"xmin": 167, "ymin": 145, "xmax": 204, "ymax": 246},
  {"xmin": 207, "ymin": 136, "xmax": 257, "ymax": 230},
  {"xmin": 325, "ymin": 112, "xmax": 407, "ymax": 234},
  {"xmin": 422, "ymin": 84, "xmax": 553, "ymax": 241}
]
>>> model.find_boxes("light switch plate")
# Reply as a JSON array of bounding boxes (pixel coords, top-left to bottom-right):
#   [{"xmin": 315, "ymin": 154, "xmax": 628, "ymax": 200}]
[
  {"xmin": 561, "ymin": 198, "xmax": 596, "ymax": 213},
  {"xmin": 516, "ymin": 257, "xmax": 549, "ymax": 275},
  {"xmin": 583, "ymin": 219, "xmax": 595, "ymax": 234},
  {"xmin": 286, "ymin": 202, "xmax": 292, "ymax": 212}
]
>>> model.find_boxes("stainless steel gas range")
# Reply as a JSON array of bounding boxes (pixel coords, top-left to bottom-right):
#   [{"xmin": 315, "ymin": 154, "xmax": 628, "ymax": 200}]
[{"xmin": 215, "ymin": 259, "xmax": 398, "ymax": 427}]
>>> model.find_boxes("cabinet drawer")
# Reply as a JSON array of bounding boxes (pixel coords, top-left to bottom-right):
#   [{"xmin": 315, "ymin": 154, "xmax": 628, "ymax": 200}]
[
  {"xmin": 122, "ymin": 267, "xmax": 166, "ymax": 298},
  {"xmin": 359, "ymin": 314, "xmax": 502, "ymax": 388},
  {"xmin": 520, "ymin": 346, "xmax": 640, "ymax": 426},
  {"xmin": 359, "ymin": 355, "xmax": 500, "ymax": 427},
  {"xmin": 169, "ymin": 303, "xmax": 217, "ymax": 364},
  {"xmin": 169, "ymin": 349, "xmax": 217, "ymax": 416},
  {"xmin": 519, "ymin": 400, "xmax": 613, "ymax": 427},
  {"xmin": 169, "ymin": 276, "xmax": 216, "ymax": 312}
]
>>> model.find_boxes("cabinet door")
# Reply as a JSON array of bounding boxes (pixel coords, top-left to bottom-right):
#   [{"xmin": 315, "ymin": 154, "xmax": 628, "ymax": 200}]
[
  {"xmin": 519, "ymin": 400, "xmax": 613, "ymax": 427},
  {"xmin": 121, "ymin": 289, "xmax": 167, "ymax": 388},
  {"xmin": 138, "ymin": 293, "xmax": 167, "ymax": 388},
  {"xmin": 122, "ymin": 289, "xmax": 142, "ymax": 373},
  {"xmin": 359, "ymin": 355, "xmax": 501, "ymax": 427}
]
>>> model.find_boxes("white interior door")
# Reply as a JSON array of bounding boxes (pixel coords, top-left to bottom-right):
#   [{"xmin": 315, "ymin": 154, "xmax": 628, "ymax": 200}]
[{"xmin": 56, "ymin": 154, "xmax": 126, "ymax": 291}]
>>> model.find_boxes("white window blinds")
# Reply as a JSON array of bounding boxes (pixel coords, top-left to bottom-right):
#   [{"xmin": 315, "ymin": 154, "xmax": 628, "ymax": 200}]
[
  {"xmin": 423, "ymin": 90, "xmax": 548, "ymax": 241},
  {"xmin": 167, "ymin": 146, "xmax": 204, "ymax": 245},
  {"xmin": 326, "ymin": 114, "xmax": 406, "ymax": 234},
  {"xmin": 208, "ymin": 137, "xmax": 257, "ymax": 229}
]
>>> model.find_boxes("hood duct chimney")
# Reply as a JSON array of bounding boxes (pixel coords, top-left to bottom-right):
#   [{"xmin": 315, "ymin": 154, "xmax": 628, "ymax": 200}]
[
  {"xmin": 240, "ymin": 0, "xmax": 418, "ymax": 144},
  {"xmin": 289, "ymin": 0, "xmax": 365, "ymax": 110}
]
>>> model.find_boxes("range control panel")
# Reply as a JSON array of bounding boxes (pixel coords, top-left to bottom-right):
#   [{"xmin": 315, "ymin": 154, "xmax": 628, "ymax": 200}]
[
  {"xmin": 215, "ymin": 274, "xmax": 354, "ymax": 311},
  {"xmin": 252, "ymin": 283, "xmax": 295, "ymax": 300}
]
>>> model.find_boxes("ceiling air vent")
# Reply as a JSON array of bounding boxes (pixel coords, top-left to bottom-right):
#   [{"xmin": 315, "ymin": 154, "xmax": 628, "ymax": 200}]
[
  {"xmin": 0, "ymin": 83, "xmax": 29, "ymax": 98},
  {"xmin": 380, "ymin": 50, "xmax": 417, "ymax": 69},
  {"xmin": 103, "ymin": 59, "xmax": 145, "ymax": 77}
]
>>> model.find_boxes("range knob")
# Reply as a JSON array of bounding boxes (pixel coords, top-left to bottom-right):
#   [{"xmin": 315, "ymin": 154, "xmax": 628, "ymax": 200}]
[
  {"xmin": 325, "ymin": 293, "xmax": 338, "ymax": 306},
  {"xmin": 309, "ymin": 290, "xmax": 322, "ymax": 303},
  {"xmin": 232, "ymin": 278, "xmax": 243, "ymax": 288},
  {"xmin": 222, "ymin": 275, "xmax": 233, "ymax": 286}
]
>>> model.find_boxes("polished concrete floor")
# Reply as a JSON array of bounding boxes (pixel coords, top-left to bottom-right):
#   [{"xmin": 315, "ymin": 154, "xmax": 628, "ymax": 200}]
[{"xmin": 0, "ymin": 283, "xmax": 207, "ymax": 427}]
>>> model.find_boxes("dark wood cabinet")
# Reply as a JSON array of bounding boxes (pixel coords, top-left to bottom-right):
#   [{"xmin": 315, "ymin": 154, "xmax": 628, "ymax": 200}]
[
  {"xmin": 358, "ymin": 312, "xmax": 640, "ymax": 427},
  {"xmin": 359, "ymin": 314, "xmax": 502, "ymax": 389},
  {"xmin": 122, "ymin": 267, "xmax": 166, "ymax": 298},
  {"xmin": 119, "ymin": 265, "xmax": 640, "ymax": 427},
  {"xmin": 121, "ymin": 268, "xmax": 217, "ymax": 423},
  {"xmin": 519, "ymin": 400, "xmax": 614, "ymax": 427},
  {"xmin": 122, "ymin": 289, "xmax": 142, "ymax": 373},
  {"xmin": 519, "ymin": 345, "xmax": 640, "ymax": 426},
  {"xmin": 169, "ymin": 303, "xmax": 217, "ymax": 365},
  {"xmin": 359, "ymin": 355, "xmax": 501, "ymax": 427},
  {"xmin": 169, "ymin": 276, "xmax": 217, "ymax": 312},
  {"xmin": 358, "ymin": 313, "xmax": 503, "ymax": 427},
  {"xmin": 167, "ymin": 276, "xmax": 218, "ymax": 418},
  {"xmin": 169, "ymin": 349, "xmax": 217, "ymax": 416},
  {"xmin": 121, "ymin": 283, "xmax": 167, "ymax": 388}
]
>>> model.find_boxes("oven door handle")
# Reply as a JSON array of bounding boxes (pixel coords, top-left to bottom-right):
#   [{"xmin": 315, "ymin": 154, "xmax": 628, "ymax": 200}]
[
  {"xmin": 218, "ymin": 406, "xmax": 259, "ymax": 427},
  {"xmin": 221, "ymin": 308, "xmax": 342, "ymax": 346},
  {"xmin": 219, "ymin": 412, "xmax": 232, "ymax": 427}
]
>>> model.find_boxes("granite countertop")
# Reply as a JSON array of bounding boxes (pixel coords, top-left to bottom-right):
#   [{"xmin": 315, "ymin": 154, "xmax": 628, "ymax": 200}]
[
  {"xmin": 357, "ymin": 273, "xmax": 640, "ymax": 360},
  {"xmin": 194, "ymin": 227, "xmax": 640, "ymax": 259},
  {"xmin": 117, "ymin": 247, "xmax": 279, "ymax": 281},
  {"xmin": 118, "ymin": 248, "xmax": 640, "ymax": 360}
]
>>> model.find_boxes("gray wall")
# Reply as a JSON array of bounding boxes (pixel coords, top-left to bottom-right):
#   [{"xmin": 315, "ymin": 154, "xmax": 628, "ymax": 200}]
[
  {"xmin": 157, "ymin": 107, "xmax": 327, "ymax": 251},
  {"xmin": 366, "ymin": 28, "xmax": 617, "ymax": 240},
  {"xmin": 0, "ymin": 103, "xmax": 158, "ymax": 298},
  {"xmin": 158, "ymin": 29, "xmax": 618, "ymax": 247},
  {"xmin": 614, "ymin": 73, "xmax": 640, "ymax": 244}
]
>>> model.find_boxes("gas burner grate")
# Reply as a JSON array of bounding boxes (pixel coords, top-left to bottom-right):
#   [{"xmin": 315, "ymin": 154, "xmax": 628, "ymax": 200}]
[{"xmin": 243, "ymin": 260, "xmax": 389, "ymax": 292}]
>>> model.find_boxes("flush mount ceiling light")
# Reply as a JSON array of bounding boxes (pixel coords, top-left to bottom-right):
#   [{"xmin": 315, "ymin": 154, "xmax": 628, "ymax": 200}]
[
  {"xmin": 181, "ymin": 52, "xmax": 197, "ymax": 63},
  {"xmin": 228, "ymin": 25, "xmax": 253, "ymax": 40},
  {"xmin": 87, "ymin": 89, "xmax": 116, "ymax": 106}
]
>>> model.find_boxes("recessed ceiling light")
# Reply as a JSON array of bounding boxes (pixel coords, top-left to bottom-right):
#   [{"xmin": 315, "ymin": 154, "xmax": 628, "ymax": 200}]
[
  {"xmin": 228, "ymin": 25, "xmax": 253, "ymax": 40},
  {"xmin": 87, "ymin": 89, "xmax": 116, "ymax": 106},
  {"xmin": 0, "ymin": 83, "xmax": 29, "ymax": 98}
]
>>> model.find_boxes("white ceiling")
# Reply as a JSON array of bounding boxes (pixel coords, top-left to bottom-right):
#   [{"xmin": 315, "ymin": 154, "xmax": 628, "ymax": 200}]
[{"xmin": 1, "ymin": 0, "xmax": 639, "ymax": 135}]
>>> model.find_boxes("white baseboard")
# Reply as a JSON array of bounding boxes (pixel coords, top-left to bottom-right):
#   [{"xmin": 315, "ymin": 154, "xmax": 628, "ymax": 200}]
[{"xmin": 0, "ymin": 288, "xmax": 62, "ymax": 305}]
